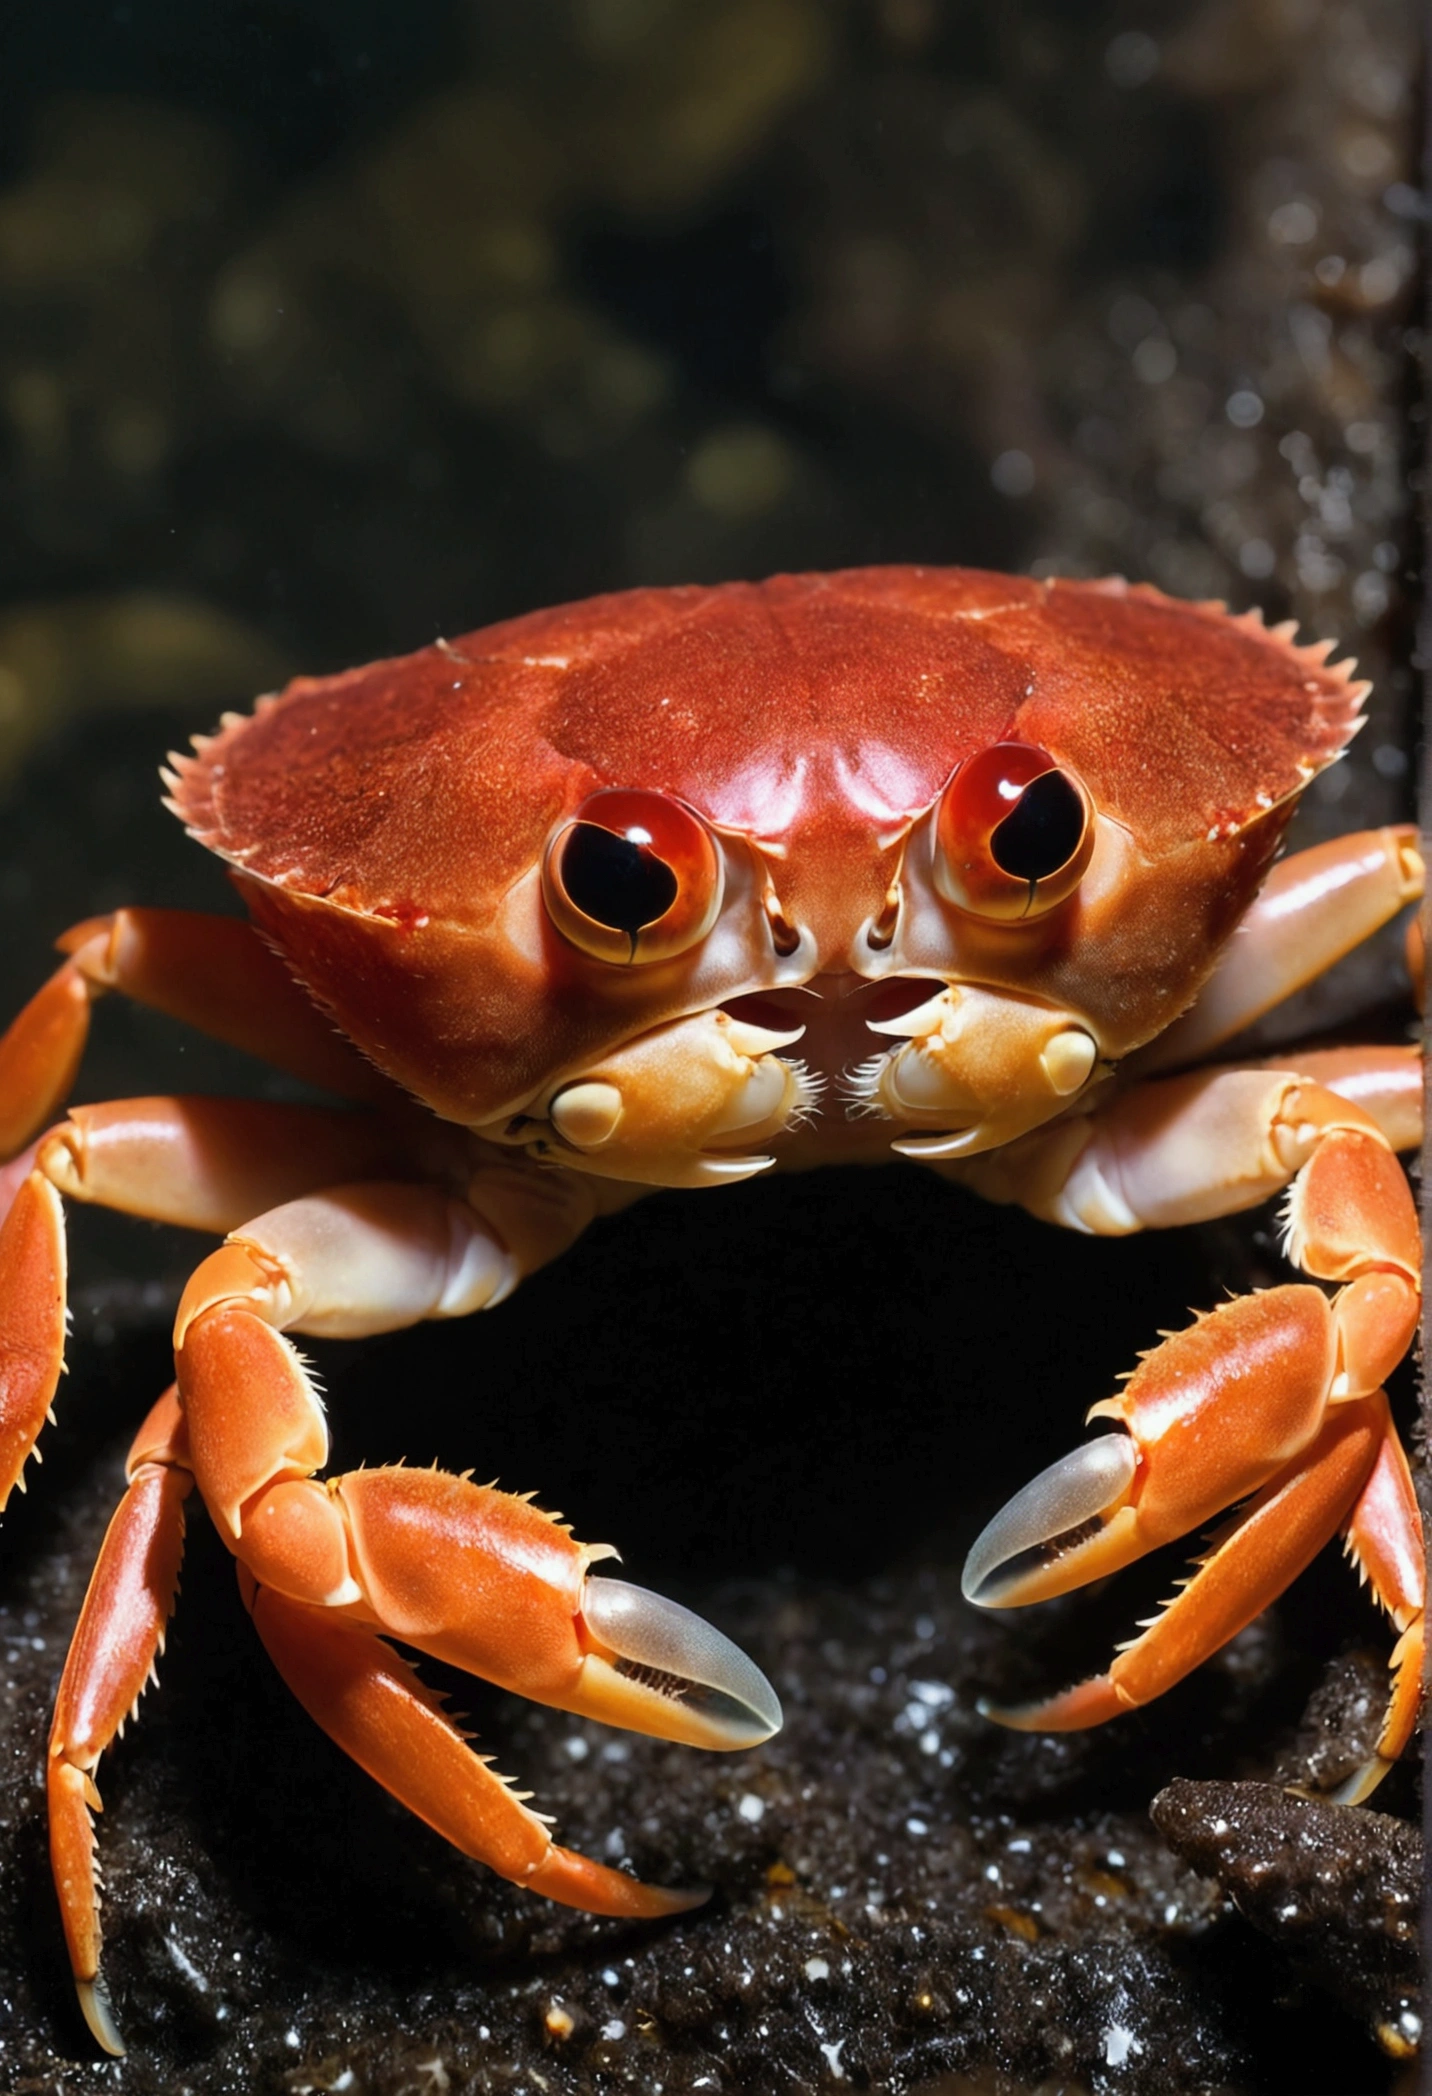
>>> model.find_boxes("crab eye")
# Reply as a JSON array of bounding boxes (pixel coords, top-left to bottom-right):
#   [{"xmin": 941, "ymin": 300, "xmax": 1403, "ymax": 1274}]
[
  {"xmin": 934, "ymin": 742, "xmax": 1094, "ymax": 922},
  {"xmin": 542, "ymin": 788, "xmax": 723, "ymax": 964}
]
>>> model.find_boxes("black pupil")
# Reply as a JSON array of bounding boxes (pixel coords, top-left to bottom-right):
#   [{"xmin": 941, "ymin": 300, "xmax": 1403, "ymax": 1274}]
[
  {"xmin": 560, "ymin": 821, "xmax": 678, "ymax": 935},
  {"xmin": 991, "ymin": 770, "xmax": 1085, "ymax": 881}
]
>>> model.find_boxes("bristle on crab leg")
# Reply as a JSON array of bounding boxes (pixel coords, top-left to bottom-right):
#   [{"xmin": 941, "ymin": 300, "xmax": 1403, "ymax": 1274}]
[
  {"xmin": 247, "ymin": 1584, "xmax": 712, "ymax": 1921},
  {"xmin": 0, "ymin": 1172, "xmax": 67, "ymax": 1514},
  {"xmin": 47, "ymin": 1389, "xmax": 193, "ymax": 2057}
]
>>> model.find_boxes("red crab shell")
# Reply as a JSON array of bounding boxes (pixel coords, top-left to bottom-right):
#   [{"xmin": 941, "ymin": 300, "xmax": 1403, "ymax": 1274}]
[{"xmin": 169, "ymin": 567, "xmax": 1364, "ymax": 1129}]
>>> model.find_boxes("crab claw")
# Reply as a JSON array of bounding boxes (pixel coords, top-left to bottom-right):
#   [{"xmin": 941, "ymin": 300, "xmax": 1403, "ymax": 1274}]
[
  {"xmin": 854, "ymin": 985, "xmax": 1101, "ymax": 1159},
  {"xmin": 493, "ymin": 1009, "xmax": 813, "ymax": 1189},
  {"xmin": 572, "ymin": 1574, "xmax": 783, "ymax": 1749},
  {"xmin": 962, "ymin": 1432, "xmax": 1140, "ymax": 1608},
  {"xmin": 274, "ymin": 1466, "xmax": 782, "ymax": 1754}
]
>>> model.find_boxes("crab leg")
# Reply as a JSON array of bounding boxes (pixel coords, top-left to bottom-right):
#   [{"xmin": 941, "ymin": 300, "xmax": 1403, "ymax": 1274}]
[
  {"xmin": 1254, "ymin": 1043, "xmax": 1420, "ymax": 1154},
  {"xmin": 170, "ymin": 1178, "xmax": 776, "ymax": 1865},
  {"xmin": 0, "ymin": 956, "xmax": 93, "ymax": 1159},
  {"xmin": 981, "ymin": 1393, "xmax": 1416, "ymax": 1759},
  {"xmin": 0, "ymin": 1099, "xmax": 447, "ymax": 1510},
  {"xmin": 0, "ymin": 1171, "xmax": 65, "ymax": 1511},
  {"xmin": 47, "ymin": 1388, "xmax": 193, "ymax": 2056},
  {"xmin": 32, "ymin": 1095, "xmax": 427, "ymax": 1234},
  {"xmin": 956, "ymin": 1066, "xmax": 1422, "ymax": 1791},
  {"xmin": 0, "ymin": 909, "xmax": 392, "ymax": 1167},
  {"xmin": 1407, "ymin": 912, "xmax": 1424, "ymax": 1006},
  {"xmin": 1139, "ymin": 824, "xmax": 1422, "ymax": 1072},
  {"xmin": 245, "ymin": 1583, "xmax": 709, "ymax": 1919},
  {"xmin": 49, "ymin": 1170, "xmax": 771, "ymax": 2049},
  {"xmin": 1336, "ymin": 1408, "xmax": 1425, "ymax": 1799}
]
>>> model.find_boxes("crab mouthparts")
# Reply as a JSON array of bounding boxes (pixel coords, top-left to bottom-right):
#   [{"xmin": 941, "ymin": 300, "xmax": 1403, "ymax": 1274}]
[{"xmin": 719, "ymin": 976, "xmax": 938, "ymax": 1109}]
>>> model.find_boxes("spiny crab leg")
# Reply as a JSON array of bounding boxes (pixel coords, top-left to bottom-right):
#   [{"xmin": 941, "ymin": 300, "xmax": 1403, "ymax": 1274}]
[
  {"xmin": 959, "ymin": 1066, "xmax": 1422, "ymax": 1797},
  {"xmin": 163, "ymin": 1185, "xmax": 777, "ymax": 1900},
  {"xmin": 975, "ymin": 1391, "xmax": 1421, "ymax": 1787},
  {"xmin": 47, "ymin": 1387, "xmax": 192, "ymax": 2057},
  {"xmin": 1333, "ymin": 1403, "xmax": 1425, "ymax": 1801},
  {"xmin": 0, "ymin": 1171, "xmax": 66, "ymax": 1512},
  {"xmin": 245, "ymin": 1581, "xmax": 712, "ymax": 1922},
  {"xmin": 44, "ymin": 1173, "xmax": 777, "ymax": 2051}
]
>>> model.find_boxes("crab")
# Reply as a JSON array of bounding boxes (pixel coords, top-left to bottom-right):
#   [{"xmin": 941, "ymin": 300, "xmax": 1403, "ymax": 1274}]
[{"xmin": 0, "ymin": 566, "xmax": 1423, "ymax": 2054}]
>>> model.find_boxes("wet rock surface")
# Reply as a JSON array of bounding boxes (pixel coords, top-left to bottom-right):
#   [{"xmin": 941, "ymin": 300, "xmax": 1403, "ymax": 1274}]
[
  {"xmin": 1151, "ymin": 1778, "xmax": 1422, "ymax": 2060},
  {"xmin": 0, "ymin": 2, "xmax": 1423, "ymax": 2092}
]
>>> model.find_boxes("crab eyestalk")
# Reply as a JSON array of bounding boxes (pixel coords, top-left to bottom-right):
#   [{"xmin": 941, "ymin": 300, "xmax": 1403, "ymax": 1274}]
[{"xmin": 572, "ymin": 1575, "xmax": 782, "ymax": 1749}]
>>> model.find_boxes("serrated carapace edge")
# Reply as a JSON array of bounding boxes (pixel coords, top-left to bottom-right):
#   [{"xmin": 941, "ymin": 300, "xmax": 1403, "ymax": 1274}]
[{"xmin": 164, "ymin": 573, "xmax": 1373, "ymax": 876}]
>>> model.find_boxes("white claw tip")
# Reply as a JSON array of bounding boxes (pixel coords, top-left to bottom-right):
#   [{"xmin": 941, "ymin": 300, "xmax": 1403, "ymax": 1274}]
[
  {"xmin": 78, "ymin": 1975, "xmax": 126, "ymax": 2057},
  {"xmin": 962, "ymin": 1433, "xmax": 1137, "ymax": 1607},
  {"xmin": 1325, "ymin": 1755, "xmax": 1394, "ymax": 1807},
  {"xmin": 583, "ymin": 1576, "xmax": 782, "ymax": 1746}
]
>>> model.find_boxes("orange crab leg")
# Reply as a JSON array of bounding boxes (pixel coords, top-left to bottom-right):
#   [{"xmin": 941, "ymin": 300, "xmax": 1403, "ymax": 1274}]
[
  {"xmin": 0, "ymin": 911, "xmax": 393, "ymax": 1170},
  {"xmin": 164, "ymin": 1180, "xmax": 775, "ymax": 1903},
  {"xmin": 1141, "ymin": 824, "xmax": 1422, "ymax": 1072},
  {"xmin": 983, "ymin": 1390, "xmax": 1402, "ymax": 1737},
  {"xmin": 54, "ymin": 908, "xmax": 393, "ymax": 1101},
  {"xmin": 1338, "ymin": 1415, "xmax": 1425, "ymax": 1798},
  {"xmin": 0, "ymin": 1172, "xmax": 65, "ymax": 1511},
  {"xmin": 35, "ymin": 1095, "xmax": 426, "ymax": 1236},
  {"xmin": 44, "ymin": 1170, "xmax": 763, "ymax": 2050},
  {"xmin": 47, "ymin": 1388, "xmax": 192, "ymax": 2056},
  {"xmin": 959, "ymin": 1070, "xmax": 1422, "ymax": 1792},
  {"xmin": 247, "ymin": 1585, "xmax": 706, "ymax": 1920},
  {"xmin": 0, "ymin": 955, "xmax": 95, "ymax": 1160},
  {"xmin": 1256, "ymin": 1043, "xmax": 1421, "ymax": 1154},
  {"xmin": 1406, "ymin": 911, "xmax": 1424, "ymax": 1007},
  {"xmin": 0, "ymin": 1100, "xmax": 455, "ymax": 1512}
]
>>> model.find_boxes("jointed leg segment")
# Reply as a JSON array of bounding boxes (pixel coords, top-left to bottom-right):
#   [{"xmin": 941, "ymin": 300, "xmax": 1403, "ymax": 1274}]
[
  {"xmin": 0, "ymin": 1096, "xmax": 451, "ymax": 1514},
  {"xmin": 245, "ymin": 1585, "xmax": 706, "ymax": 1921},
  {"xmin": 24, "ymin": 1171, "xmax": 776, "ymax": 2053},
  {"xmin": 47, "ymin": 1389, "xmax": 192, "ymax": 2055},
  {"xmin": 956, "ymin": 1061, "xmax": 1424, "ymax": 1793},
  {"xmin": 1138, "ymin": 824, "xmax": 1422, "ymax": 1072}
]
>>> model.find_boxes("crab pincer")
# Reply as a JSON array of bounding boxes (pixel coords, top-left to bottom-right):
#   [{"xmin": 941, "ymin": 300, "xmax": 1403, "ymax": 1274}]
[
  {"xmin": 38, "ymin": 1192, "xmax": 779, "ymax": 2055},
  {"xmin": 963, "ymin": 1077, "xmax": 1423, "ymax": 1798}
]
